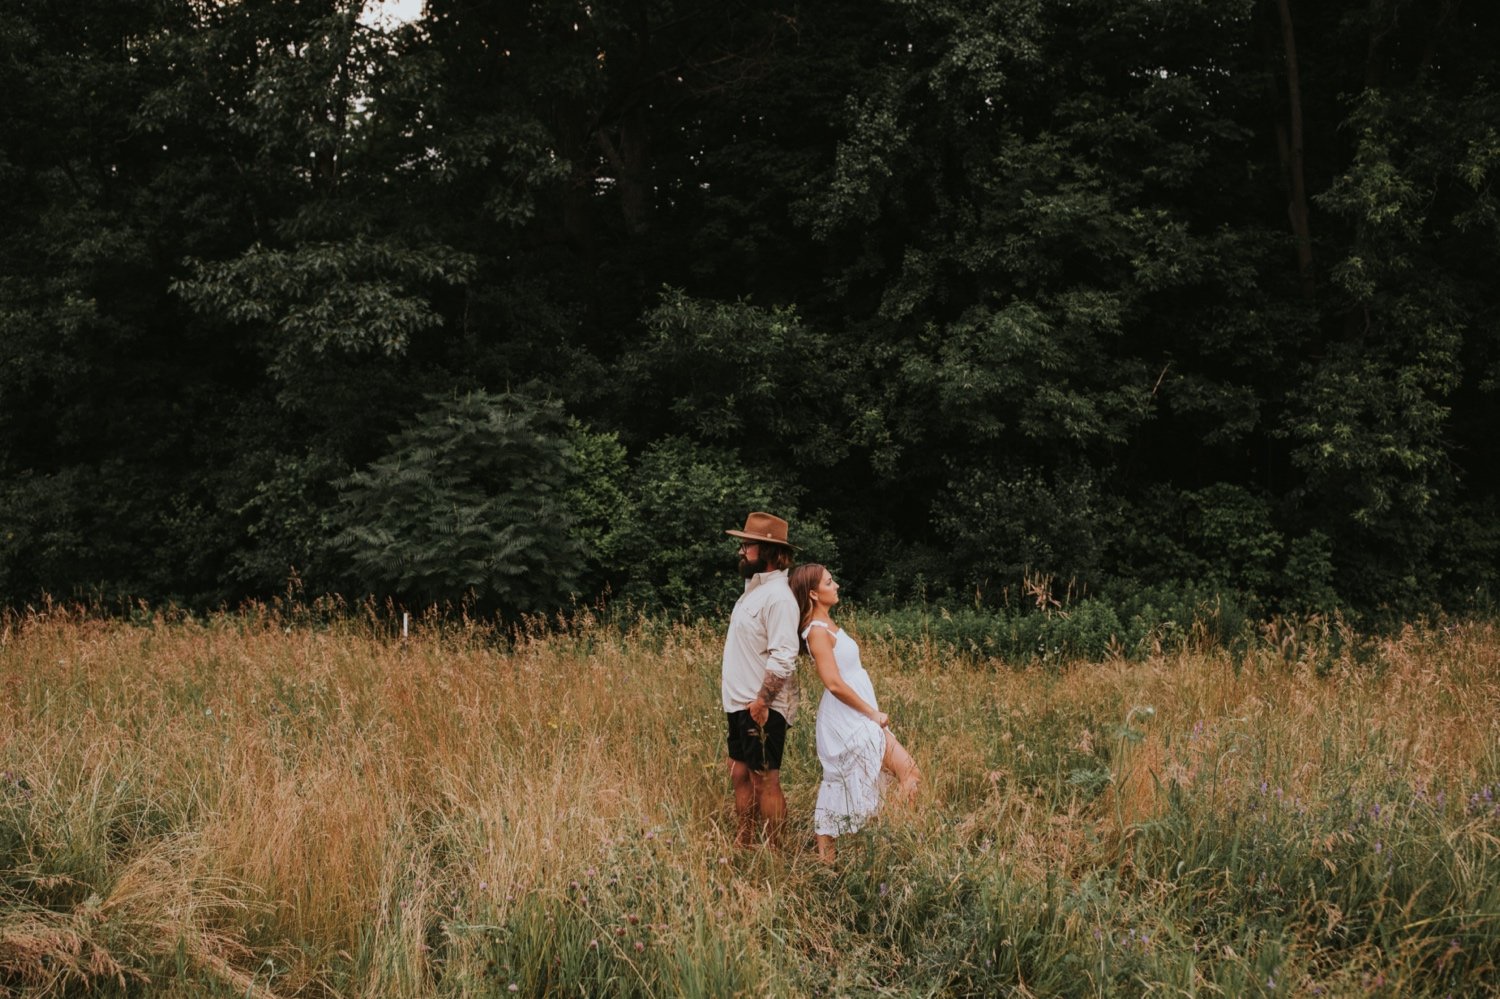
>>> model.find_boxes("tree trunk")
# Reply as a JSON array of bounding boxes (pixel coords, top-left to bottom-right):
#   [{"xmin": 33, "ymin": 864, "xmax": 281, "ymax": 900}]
[{"xmin": 1275, "ymin": 0, "xmax": 1315, "ymax": 302}]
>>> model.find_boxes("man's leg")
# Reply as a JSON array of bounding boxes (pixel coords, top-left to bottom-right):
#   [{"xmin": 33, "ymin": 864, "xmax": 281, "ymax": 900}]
[
  {"xmin": 729, "ymin": 759, "xmax": 758, "ymax": 847},
  {"xmin": 749, "ymin": 769, "xmax": 786, "ymax": 846}
]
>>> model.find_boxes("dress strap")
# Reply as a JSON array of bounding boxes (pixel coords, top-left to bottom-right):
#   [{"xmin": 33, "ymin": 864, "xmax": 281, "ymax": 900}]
[{"xmin": 800, "ymin": 620, "xmax": 833, "ymax": 640}]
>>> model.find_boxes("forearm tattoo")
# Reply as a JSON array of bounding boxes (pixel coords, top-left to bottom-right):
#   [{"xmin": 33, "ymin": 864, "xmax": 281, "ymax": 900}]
[{"xmin": 755, "ymin": 673, "xmax": 786, "ymax": 705}]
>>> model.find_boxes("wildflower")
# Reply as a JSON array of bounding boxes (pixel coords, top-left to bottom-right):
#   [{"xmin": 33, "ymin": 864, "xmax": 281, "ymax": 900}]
[
  {"xmin": 878, "ymin": 883, "xmax": 889, "ymax": 897},
  {"xmin": 508, "ymin": 985, "xmax": 518, "ymax": 993},
  {"xmin": 479, "ymin": 881, "xmax": 488, "ymax": 891},
  {"xmin": 627, "ymin": 913, "xmax": 639, "ymax": 925},
  {"xmin": 717, "ymin": 856, "xmax": 728, "ymax": 865},
  {"xmin": 633, "ymin": 941, "xmax": 645, "ymax": 953},
  {"xmin": 588, "ymin": 939, "xmax": 599, "ymax": 950},
  {"xmin": 615, "ymin": 927, "xmax": 627, "ymax": 937}
]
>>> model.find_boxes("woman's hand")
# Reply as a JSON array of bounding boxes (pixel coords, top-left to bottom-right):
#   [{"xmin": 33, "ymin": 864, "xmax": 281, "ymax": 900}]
[{"xmin": 870, "ymin": 710, "xmax": 889, "ymax": 728}]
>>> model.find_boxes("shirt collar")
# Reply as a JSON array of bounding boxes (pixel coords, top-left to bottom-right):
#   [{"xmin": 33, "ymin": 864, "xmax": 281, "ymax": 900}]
[{"xmin": 744, "ymin": 567, "xmax": 788, "ymax": 591}]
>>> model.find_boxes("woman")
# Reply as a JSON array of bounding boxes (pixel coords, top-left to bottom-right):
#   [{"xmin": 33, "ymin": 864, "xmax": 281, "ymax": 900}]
[{"xmin": 790, "ymin": 564, "xmax": 920, "ymax": 862}]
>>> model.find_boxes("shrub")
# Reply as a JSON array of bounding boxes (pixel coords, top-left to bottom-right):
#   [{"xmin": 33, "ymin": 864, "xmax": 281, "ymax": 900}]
[
  {"xmin": 329, "ymin": 389, "xmax": 581, "ymax": 613},
  {"xmin": 617, "ymin": 436, "xmax": 839, "ymax": 617}
]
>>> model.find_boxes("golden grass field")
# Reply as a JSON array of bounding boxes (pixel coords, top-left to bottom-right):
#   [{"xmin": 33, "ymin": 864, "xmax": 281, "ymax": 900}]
[{"xmin": 2, "ymin": 605, "xmax": 1498, "ymax": 996}]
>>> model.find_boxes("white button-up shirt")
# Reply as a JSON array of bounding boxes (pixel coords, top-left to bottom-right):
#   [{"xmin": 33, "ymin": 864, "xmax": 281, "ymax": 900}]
[{"xmin": 720, "ymin": 568, "xmax": 800, "ymax": 722}]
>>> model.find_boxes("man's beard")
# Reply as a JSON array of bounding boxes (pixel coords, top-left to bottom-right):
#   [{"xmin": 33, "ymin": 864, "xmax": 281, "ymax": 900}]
[{"xmin": 739, "ymin": 555, "xmax": 767, "ymax": 579}]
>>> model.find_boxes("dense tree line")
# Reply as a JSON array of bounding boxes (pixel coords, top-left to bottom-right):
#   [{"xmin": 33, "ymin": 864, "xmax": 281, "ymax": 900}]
[{"xmin": 2, "ymin": 0, "xmax": 1497, "ymax": 617}]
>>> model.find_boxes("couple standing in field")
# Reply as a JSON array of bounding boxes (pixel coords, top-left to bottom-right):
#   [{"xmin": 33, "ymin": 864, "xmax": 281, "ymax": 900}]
[{"xmin": 720, "ymin": 511, "xmax": 920, "ymax": 861}]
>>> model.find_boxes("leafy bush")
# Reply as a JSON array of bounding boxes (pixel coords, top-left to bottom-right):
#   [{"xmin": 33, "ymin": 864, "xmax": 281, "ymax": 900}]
[
  {"xmin": 931, "ymin": 461, "xmax": 1107, "ymax": 591},
  {"xmin": 861, "ymin": 581, "xmax": 1257, "ymax": 664},
  {"xmin": 329, "ymin": 389, "xmax": 581, "ymax": 613},
  {"xmin": 225, "ymin": 448, "xmax": 346, "ymax": 596},
  {"xmin": 617, "ymin": 436, "xmax": 839, "ymax": 617},
  {"xmin": 564, "ymin": 420, "xmax": 636, "ymax": 604}
]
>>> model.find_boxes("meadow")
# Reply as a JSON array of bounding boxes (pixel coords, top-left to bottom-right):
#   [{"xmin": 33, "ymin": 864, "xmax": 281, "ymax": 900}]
[{"xmin": 1, "ymin": 604, "xmax": 1498, "ymax": 997}]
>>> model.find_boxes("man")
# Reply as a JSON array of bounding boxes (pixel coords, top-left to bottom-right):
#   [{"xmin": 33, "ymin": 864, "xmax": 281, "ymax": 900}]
[{"xmin": 721, "ymin": 511, "xmax": 800, "ymax": 847}]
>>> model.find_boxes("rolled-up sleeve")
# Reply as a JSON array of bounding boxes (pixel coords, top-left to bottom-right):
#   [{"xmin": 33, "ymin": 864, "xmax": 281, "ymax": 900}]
[{"xmin": 763, "ymin": 593, "xmax": 800, "ymax": 680}]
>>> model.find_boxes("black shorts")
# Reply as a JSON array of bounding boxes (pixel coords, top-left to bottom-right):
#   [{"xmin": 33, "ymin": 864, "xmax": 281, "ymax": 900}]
[{"xmin": 725, "ymin": 708, "xmax": 788, "ymax": 772}]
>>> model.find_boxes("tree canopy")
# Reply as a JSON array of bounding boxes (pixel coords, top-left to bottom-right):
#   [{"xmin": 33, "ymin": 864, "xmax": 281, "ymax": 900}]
[{"xmin": 2, "ymin": 0, "xmax": 1497, "ymax": 616}]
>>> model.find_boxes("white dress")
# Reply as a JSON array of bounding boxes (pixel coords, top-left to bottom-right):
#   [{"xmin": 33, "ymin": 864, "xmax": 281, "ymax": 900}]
[{"xmin": 805, "ymin": 620, "xmax": 887, "ymax": 837}]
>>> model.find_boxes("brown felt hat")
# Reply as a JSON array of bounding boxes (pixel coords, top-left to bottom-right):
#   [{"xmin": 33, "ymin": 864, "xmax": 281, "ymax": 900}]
[{"xmin": 725, "ymin": 511, "xmax": 797, "ymax": 549}]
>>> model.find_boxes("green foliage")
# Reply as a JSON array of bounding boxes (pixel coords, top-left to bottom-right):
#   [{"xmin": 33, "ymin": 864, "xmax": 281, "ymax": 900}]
[
  {"xmin": 330, "ymin": 389, "xmax": 581, "ymax": 612},
  {"xmin": 563, "ymin": 420, "xmax": 635, "ymax": 602},
  {"xmin": 2, "ymin": 0, "xmax": 1499, "ymax": 613},
  {"xmin": 931, "ymin": 461, "xmax": 1107, "ymax": 590},
  {"xmin": 618, "ymin": 437, "xmax": 839, "ymax": 617},
  {"xmin": 225, "ymin": 447, "xmax": 347, "ymax": 595},
  {"xmin": 0, "ymin": 470, "xmax": 92, "ymax": 603},
  {"xmin": 635, "ymin": 290, "xmax": 850, "ymax": 467},
  {"xmin": 1110, "ymin": 486, "xmax": 1339, "ymax": 614},
  {"xmin": 174, "ymin": 239, "xmax": 476, "ymax": 383},
  {"xmin": 860, "ymin": 581, "xmax": 1254, "ymax": 665},
  {"xmin": 1279, "ymin": 530, "xmax": 1340, "ymax": 614},
  {"xmin": 1287, "ymin": 70, "xmax": 1499, "ymax": 608}
]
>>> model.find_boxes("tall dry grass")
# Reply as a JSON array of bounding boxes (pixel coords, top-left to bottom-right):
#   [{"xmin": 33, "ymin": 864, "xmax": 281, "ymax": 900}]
[{"xmin": 2, "ymin": 605, "xmax": 1498, "ymax": 996}]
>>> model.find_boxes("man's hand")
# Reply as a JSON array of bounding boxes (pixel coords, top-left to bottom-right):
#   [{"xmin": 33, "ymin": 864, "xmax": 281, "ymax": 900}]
[{"xmin": 751, "ymin": 673, "xmax": 786, "ymax": 726}]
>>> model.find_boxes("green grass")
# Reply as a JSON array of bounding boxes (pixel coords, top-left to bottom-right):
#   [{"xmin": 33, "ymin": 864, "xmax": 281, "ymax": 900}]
[{"xmin": 2, "ymin": 605, "xmax": 1498, "ymax": 996}]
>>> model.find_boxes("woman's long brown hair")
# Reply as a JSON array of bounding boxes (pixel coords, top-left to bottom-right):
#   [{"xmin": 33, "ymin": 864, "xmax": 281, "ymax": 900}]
[{"xmin": 788, "ymin": 563, "xmax": 826, "ymax": 655}]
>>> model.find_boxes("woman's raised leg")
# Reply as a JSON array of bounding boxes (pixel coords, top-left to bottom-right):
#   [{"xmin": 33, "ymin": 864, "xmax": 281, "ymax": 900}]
[{"xmin": 882, "ymin": 731, "xmax": 920, "ymax": 801}]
